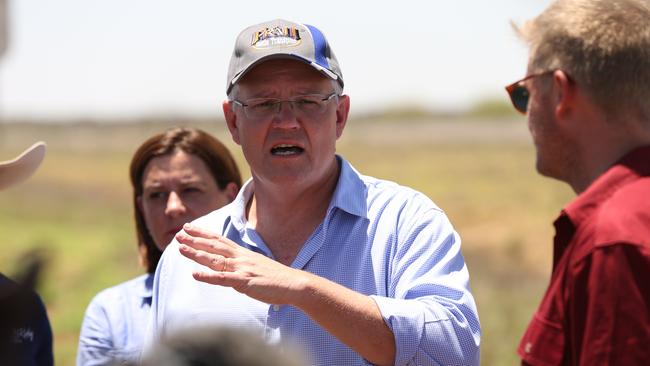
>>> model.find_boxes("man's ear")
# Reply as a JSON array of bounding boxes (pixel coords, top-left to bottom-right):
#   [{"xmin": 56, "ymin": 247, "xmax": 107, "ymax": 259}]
[
  {"xmin": 335, "ymin": 94, "xmax": 350, "ymax": 139},
  {"xmin": 223, "ymin": 100, "xmax": 241, "ymax": 145},
  {"xmin": 552, "ymin": 70, "xmax": 575, "ymax": 120}
]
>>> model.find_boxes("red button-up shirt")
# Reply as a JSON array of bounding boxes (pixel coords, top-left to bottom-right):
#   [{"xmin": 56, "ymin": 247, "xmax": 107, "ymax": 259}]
[{"xmin": 519, "ymin": 145, "xmax": 650, "ymax": 366}]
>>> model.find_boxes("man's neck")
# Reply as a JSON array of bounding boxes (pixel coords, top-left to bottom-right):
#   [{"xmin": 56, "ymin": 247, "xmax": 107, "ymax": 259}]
[
  {"xmin": 244, "ymin": 160, "xmax": 341, "ymax": 265},
  {"xmin": 568, "ymin": 118, "xmax": 650, "ymax": 194}
]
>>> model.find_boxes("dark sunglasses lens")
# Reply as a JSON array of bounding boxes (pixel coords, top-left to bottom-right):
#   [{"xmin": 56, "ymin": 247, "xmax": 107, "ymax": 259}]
[{"xmin": 511, "ymin": 85, "xmax": 530, "ymax": 113}]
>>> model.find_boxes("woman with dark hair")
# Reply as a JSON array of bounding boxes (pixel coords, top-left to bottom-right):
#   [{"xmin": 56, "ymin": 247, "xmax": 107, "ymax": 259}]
[{"xmin": 77, "ymin": 127, "xmax": 242, "ymax": 366}]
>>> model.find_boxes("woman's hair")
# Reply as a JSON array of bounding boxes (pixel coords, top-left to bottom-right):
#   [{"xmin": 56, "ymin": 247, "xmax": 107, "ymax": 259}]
[{"xmin": 129, "ymin": 127, "xmax": 242, "ymax": 273}]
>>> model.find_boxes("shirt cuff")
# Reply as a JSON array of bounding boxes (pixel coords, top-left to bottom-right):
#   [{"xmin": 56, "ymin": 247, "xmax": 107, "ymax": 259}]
[
  {"xmin": 371, "ymin": 295, "xmax": 436, "ymax": 365},
  {"xmin": 371, "ymin": 295, "xmax": 479, "ymax": 366}
]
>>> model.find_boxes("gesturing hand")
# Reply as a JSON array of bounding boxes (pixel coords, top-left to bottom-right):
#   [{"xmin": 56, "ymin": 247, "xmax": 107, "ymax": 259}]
[
  {"xmin": 176, "ymin": 223, "xmax": 307, "ymax": 305},
  {"xmin": 176, "ymin": 223, "xmax": 397, "ymax": 366}
]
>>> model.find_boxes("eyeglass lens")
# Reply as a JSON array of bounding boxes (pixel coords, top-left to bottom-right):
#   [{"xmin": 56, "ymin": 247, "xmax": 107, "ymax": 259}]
[
  {"xmin": 240, "ymin": 94, "xmax": 336, "ymax": 119},
  {"xmin": 511, "ymin": 84, "xmax": 530, "ymax": 114}
]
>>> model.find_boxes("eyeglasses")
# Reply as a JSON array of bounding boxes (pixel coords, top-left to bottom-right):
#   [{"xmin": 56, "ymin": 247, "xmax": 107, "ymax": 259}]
[
  {"xmin": 230, "ymin": 92, "xmax": 339, "ymax": 120},
  {"xmin": 505, "ymin": 70, "xmax": 555, "ymax": 114}
]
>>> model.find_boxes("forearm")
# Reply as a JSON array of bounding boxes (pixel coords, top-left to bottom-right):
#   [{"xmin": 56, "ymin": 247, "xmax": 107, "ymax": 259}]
[{"xmin": 291, "ymin": 271, "xmax": 396, "ymax": 366}]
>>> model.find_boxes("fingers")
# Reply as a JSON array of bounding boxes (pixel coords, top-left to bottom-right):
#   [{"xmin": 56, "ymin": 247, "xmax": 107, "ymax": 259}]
[
  {"xmin": 176, "ymin": 229, "xmax": 237, "ymax": 258},
  {"xmin": 180, "ymin": 244, "xmax": 248, "ymax": 291},
  {"xmin": 182, "ymin": 223, "xmax": 237, "ymax": 249},
  {"xmin": 179, "ymin": 244, "xmax": 233, "ymax": 272},
  {"xmin": 192, "ymin": 270, "xmax": 243, "ymax": 288}
]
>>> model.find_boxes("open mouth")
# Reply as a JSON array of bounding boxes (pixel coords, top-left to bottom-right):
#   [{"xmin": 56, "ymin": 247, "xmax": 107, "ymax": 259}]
[{"xmin": 271, "ymin": 144, "xmax": 304, "ymax": 156}]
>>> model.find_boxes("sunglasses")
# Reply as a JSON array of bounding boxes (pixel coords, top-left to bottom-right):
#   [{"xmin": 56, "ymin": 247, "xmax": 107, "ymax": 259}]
[{"xmin": 505, "ymin": 70, "xmax": 556, "ymax": 114}]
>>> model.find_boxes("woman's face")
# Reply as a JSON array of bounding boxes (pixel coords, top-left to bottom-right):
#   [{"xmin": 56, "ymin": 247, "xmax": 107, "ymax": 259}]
[{"xmin": 138, "ymin": 150, "xmax": 237, "ymax": 251}]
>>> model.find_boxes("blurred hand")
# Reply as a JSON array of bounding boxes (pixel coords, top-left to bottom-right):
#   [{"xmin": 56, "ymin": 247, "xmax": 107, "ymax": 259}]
[{"xmin": 176, "ymin": 223, "xmax": 306, "ymax": 305}]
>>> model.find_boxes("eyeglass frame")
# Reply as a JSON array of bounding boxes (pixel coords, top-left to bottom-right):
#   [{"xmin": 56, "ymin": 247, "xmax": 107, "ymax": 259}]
[
  {"xmin": 505, "ymin": 70, "xmax": 558, "ymax": 115},
  {"xmin": 229, "ymin": 92, "xmax": 340, "ymax": 119}
]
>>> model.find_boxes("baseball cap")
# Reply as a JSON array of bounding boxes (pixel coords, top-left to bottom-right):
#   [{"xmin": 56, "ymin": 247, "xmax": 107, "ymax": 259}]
[
  {"xmin": 0, "ymin": 142, "xmax": 46, "ymax": 190},
  {"xmin": 226, "ymin": 19, "xmax": 344, "ymax": 94}
]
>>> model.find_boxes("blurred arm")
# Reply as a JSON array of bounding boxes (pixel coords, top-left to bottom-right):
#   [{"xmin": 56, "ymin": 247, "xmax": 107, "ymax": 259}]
[{"xmin": 76, "ymin": 294, "xmax": 115, "ymax": 366}]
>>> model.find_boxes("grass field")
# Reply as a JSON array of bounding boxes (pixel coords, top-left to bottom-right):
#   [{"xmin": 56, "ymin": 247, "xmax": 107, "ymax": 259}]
[{"xmin": 0, "ymin": 116, "xmax": 573, "ymax": 365}]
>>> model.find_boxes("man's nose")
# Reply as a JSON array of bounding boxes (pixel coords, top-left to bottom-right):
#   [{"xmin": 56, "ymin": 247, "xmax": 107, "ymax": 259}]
[
  {"xmin": 164, "ymin": 191, "xmax": 187, "ymax": 217},
  {"xmin": 271, "ymin": 101, "xmax": 300, "ymax": 129}
]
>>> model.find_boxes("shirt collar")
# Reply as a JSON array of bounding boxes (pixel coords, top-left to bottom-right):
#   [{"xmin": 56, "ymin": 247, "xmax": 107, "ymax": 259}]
[
  {"xmin": 229, "ymin": 155, "xmax": 368, "ymax": 232},
  {"xmin": 139, "ymin": 273, "xmax": 154, "ymax": 299},
  {"xmin": 562, "ymin": 144, "xmax": 650, "ymax": 226},
  {"xmin": 228, "ymin": 177, "xmax": 251, "ymax": 230},
  {"xmin": 328, "ymin": 156, "xmax": 368, "ymax": 219}
]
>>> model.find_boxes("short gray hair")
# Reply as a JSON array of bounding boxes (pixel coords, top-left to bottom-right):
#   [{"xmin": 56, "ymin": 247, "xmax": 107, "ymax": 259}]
[{"xmin": 514, "ymin": 0, "xmax": 650, "ymax": 120}]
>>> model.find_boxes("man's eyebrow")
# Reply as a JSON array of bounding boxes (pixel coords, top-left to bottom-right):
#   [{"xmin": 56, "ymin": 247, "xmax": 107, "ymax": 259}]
[{"xmin": 241, "ymin": 86, "xmax": 328, "ymax": 99}]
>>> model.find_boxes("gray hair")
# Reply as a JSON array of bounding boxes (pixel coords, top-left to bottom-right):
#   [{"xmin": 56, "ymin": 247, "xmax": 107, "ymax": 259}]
[{"xmin": 513, "ymin": 0, "xmax": 650, "ymax": 120}]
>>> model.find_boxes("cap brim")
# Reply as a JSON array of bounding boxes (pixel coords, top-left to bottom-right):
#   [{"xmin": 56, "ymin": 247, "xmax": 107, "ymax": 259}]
[
  {"xmin": 0, "ymin": 142, "xmax": 47, "ymax": 190},
  {"xmin": 228, "ymin": 54, "xmax": 339, "ymax": 94}
]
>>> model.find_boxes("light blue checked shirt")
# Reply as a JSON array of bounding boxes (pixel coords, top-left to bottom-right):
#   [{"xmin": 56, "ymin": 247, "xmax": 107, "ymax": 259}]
[
  {"xmin": 78, "ymin": 273, "xmax": 153, "ymax": 365},
  {"xmin": 146, "ymin": 156, "xmax": 480, "ymax": 365}
]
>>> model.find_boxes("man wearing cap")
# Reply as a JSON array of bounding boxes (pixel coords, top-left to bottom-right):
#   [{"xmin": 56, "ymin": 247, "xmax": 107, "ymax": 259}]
[
  {"xmin": 0, "ymin": 142, "xmax": 54, "ymax": 366},
  {"xmin": 146, "ymin": 20, "xmax": 480, "ymax": 366},
  {"xmin": 506, "ymin": 0, "xmax": 650, "ymax": 364}
]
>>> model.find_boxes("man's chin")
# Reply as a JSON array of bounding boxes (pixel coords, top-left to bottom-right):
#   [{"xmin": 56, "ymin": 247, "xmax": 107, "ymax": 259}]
[
  {"xmin": 536, "ymin": 159, "xmax": 562, "ymax": 181},
  {"xmin": 535, "ymin": 159, "xmax": 551, "ymax": 176}
]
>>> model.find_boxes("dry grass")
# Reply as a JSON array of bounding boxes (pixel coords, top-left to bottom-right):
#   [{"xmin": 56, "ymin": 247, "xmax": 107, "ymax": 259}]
[{"xmin": 0, "ymin": 117, "xmax": 573, "ymax": 365}]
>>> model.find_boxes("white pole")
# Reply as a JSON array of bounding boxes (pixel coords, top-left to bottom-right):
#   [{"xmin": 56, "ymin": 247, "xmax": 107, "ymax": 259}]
[
  {"xmin": 0, "ymin": 0, "xmax": 7, "ymax": 128},
  {"xmin": 0, "ymin": 0, "xmax": 7, "ymax": 58}
]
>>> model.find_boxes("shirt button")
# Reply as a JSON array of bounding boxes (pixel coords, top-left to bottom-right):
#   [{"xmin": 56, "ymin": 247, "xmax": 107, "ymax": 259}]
[
  {"xmin": 524, "ymin": 342, "xmax": 532, "ymax": 354},
  {"xmin": 272, "ymin": 304, "xmax": 280, "ymax": 311}
]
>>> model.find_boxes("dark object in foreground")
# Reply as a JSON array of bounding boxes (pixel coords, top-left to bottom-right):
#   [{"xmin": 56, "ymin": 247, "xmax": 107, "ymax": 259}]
[
  {"xmin": 141, "ymin": 326, "xmax": 305, "ymax": 366},
  {"xmin": 0, "ymin": 250, "xmax": 53, "ymax": 366}
]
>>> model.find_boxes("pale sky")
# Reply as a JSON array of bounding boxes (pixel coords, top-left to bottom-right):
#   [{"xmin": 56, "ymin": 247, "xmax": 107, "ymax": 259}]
[{"xmin": 0, "ymin": 0, "xmax": 551, "ymax": 120}]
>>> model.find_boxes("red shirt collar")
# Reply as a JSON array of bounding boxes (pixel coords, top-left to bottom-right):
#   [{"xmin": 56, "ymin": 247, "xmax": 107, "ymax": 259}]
[{"xmin": 562, "ymin": 145, "xmax": 650, "ymax": 227}]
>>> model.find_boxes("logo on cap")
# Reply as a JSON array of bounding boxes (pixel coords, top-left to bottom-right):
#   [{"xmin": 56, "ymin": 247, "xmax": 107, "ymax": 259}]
[{"xmin": 251, "ymin": 26, "xmax": 301, "ymax": 49}]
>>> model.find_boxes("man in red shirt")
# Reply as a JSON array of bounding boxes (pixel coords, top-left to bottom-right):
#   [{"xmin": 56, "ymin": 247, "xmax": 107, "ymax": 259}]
[{"xmin": 505, "ymin": 0, "xmax": 650, "ymax": 364}]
